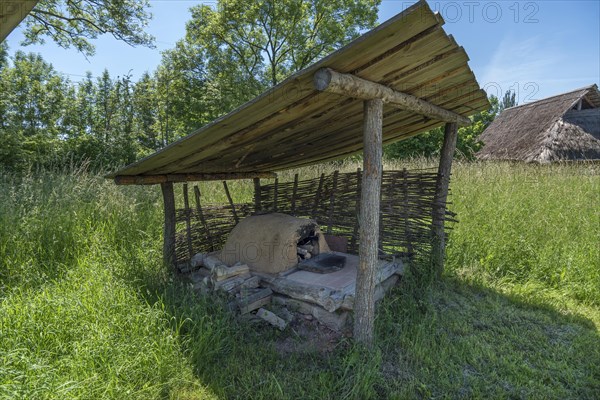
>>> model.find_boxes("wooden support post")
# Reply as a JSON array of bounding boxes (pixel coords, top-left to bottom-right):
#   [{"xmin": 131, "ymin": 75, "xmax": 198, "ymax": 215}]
[
  {"xmin": 432, "ymin": 122, "xmax": 458, "ymax": 277},
  {"xmin": 253, "ymin": 178, "xmax": 261, "ymax": 213},
  {"xmin": 273, "ymin": 178, "xmax": 279, "ymax": 212},
  {"xmin": 183, "ymin": 183, "xmax": 194, "ymax": 260},
  {"xmin": 291, "ymin": 173, "xmax": 299, "ymax": 215},
  {"xmin": 312, "ymin": 173, "xmax": 325, "ymax": 217},
  {"xmin": 402, "ymin": 169, "xmax": 414, "ymax": 256},
  {"xmin": 194, "ymin": 185, "xmax": 215, "ymax": 251},
  {"xmin": 327, "ymin": 170, "xmax": 339, "ymax": 234},
  {"xmin": 161, "ymin": 182, "xmax": 177, "ymax": 269},
  {"xmin": 350, "ymin": 168, "xmax": 362, "ymax": 252},
  {"xmin": 223, "ymin": 181, "xmax": 239, "ymax": 223},
  {"xmin": 354, "ymin": 98, "xmax": 383, "ymax": 347}
]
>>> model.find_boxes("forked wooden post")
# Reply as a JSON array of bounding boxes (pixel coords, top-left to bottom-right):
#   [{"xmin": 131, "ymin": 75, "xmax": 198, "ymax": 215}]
[
  {"xmin": 432, "ymin": 122, "xmax": 459, "ymax": 276},
  {"xmin": 253, "ymin": 178, "xmax": 261, "ymax": 213},
  {"xmin": 161, "ymin": 182, "xmax": 177, "ymax": 268},
  {"xmin": 354, "ymin": 98, "xmax": 383, "ymax": 347}
]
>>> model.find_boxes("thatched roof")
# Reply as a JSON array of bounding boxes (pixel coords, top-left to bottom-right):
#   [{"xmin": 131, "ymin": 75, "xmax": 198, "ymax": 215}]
[
  {"xmin": 477, "ymin": 84, "xmax": 600, "ymax": 162},
  {"xmin": 109, "ymin": 0, "xmax": 488, "ymax": 181},
  {"xmin": 0, "ymin": 1, "xmax": 39, "ymax": 43}
]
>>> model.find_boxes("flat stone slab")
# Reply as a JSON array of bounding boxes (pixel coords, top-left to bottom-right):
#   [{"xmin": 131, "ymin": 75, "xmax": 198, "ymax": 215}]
[
  {"xmin": 287, "ymin": 252, "xmax": 359, "ymax": 290},
  {"xmin": 297, "ymin": 253, "xmax": 347, "ymax": 274},
  {"xmin": 256, "ymin": 252, "xmax": 403, "ymax": 312}
]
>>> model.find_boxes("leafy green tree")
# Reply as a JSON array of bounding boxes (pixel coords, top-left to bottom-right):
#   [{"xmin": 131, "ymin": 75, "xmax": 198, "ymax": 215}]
[
  {"xmin": 22, "ymin": 0, "xmax": 154, "ymax": 57},
  {"xmin": 4, "ymin": 51, "xmax": 66, "ymax": 138},
  {"xmin": 0, "ymin": 43, "xmax": 9, "ymax": 130},
  {"xmin": 59, "ymin": 81, "xmax": 79, "ymax": 137},
  {"xmin": 75, "ymin": 72, "xmax": 97, "ymax": 136},
  {"xmin": 0, "ymin": 43, "xmax": 8, "ymax": 70},
  {"xmin": 187, "ymin": 0, "xmax": 379, "ymax": 87},
  {"xmin": 93, "ymin": 69, "xmax": 115, "ymax": 143},
  {"xmin": 0, "ymin": 51, "xmax": 69, "ymax": 170},
  {"xmin": 499, "ymin": 90, "xmax": 517, "ymax": 113},
  {"xmin": 159, "ymin": 0, "xmax": 381, "ymax": 139},
  {"xmin": 111, "ymin": 72, "xmax": 138, "ymax": 164},
  {"xmin": 133, "ymin": 72, "xmax": 160, "ymax": 152},
  {"xmin": 153, "ymin": 64, "xmax": 173, "ymax": 146},
  {"xmin": 384, "ymin": 96, "xmax": 500, "ymax": 160}
]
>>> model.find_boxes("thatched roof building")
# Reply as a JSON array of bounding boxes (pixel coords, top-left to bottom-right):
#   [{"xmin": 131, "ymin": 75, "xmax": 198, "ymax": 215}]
[{"xmin": 477, "ymin": 85, "xmax": 600, "ymax": 162}]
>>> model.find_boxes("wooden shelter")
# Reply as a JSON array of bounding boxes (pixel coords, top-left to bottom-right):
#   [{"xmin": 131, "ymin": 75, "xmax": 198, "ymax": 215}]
[
  {"xmin": 477, "ymin": 85, "xmax": 600, "ymax": 162},
  {"xmin": 0, "ymin": 1, "xmax": 39, "ymax": 42},
  {"xmin": 108, "ymin": 0, "xmax": 488, "ymax": 344}
]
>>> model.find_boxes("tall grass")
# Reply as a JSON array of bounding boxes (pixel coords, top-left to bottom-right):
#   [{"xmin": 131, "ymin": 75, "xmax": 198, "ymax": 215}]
[
  {"xmin": 0, "ymin": 171, "xmax": 217, "ymax": 399},
  {"xmin": 0, "ymin": 161, "xmax": 598, "ymax": 399},
  {"xmin": 448, "ymin": 162, "xmax": 600, "ymax": 306}
]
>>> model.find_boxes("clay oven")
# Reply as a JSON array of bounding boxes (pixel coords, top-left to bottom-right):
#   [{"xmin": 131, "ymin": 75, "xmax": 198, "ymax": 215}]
[{"xmin": 219, "ymin": 213, "xmax": 330, "ymax": 274}]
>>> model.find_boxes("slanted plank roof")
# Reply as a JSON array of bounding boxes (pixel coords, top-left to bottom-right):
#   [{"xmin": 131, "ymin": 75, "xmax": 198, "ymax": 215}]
[
  {"xmin": 109, "ymin": 0, "xmax": 489, "ymax": 180},
  {"xmin": 0, "ymin": 1, "xmax": 38, "ymax": 42}
]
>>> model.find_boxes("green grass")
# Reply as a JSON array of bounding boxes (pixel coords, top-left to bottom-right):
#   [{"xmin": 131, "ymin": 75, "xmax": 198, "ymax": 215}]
[{"xmin": 1, "ymin": 162, "xmax": 598, "ymax": 399}]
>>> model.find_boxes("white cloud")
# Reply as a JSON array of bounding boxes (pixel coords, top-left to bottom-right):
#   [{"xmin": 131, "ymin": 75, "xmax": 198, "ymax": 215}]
[{"xmin": 481, "ymin": 34, "xmax": 596, "ymax": 104}]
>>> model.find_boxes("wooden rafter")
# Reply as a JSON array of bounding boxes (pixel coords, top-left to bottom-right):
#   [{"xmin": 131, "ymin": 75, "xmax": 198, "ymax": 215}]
[
  {"xmin": 114, "ymin": 172, "xmax": 277, "ymax": 185},
  {"xmin": 313, "ymin": 68, "xmax": 471, "ymax": 126}
]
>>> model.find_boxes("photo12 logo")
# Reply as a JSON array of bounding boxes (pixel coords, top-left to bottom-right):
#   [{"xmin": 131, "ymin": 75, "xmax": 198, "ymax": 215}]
[
  {"xmin": 402, "ymin": 1, "xmax": 541, "ymax": 24},
  {"xmin": 484, "ymin": 82, "xmax": 540, "ymax": 104}
]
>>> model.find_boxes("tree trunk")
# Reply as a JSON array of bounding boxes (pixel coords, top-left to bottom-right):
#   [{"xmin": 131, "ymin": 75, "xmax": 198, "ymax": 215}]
[
  {"xmin": 161, "ymin": 182, "xmax": 176, "ymax": 269},
  {"xmin": 432, "ymin": 122, "xmax": 458, "ymax": 277},
  {"xmin": 353, "ymin": 98, "xmax": 383, "ymax": 347}
]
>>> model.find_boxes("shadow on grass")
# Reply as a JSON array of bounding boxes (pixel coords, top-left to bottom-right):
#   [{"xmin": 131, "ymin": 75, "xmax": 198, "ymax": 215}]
[
  {"xmin": 132, "ymin": 263, "xmax": 599, "ymax": 400},
  {"xmin": 376, "ymin": 277, "xmax": 599, "ymax": 399}
]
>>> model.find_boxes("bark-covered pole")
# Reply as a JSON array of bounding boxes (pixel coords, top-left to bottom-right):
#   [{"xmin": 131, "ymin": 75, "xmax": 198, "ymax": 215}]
[
  {"xmin": 161, "ymin": 182, "xmax": 177, "ymax": 269},
  {"xmin": 432, "ymin": 122, "xmax": 459, "ymax": 277},
  {"xmin": 314, "ymin": 68, "xmax": 470, "ymax": 126},
  {"xmin": 354, "ymin": 98, "xmax": 383, "ymax": 347}
]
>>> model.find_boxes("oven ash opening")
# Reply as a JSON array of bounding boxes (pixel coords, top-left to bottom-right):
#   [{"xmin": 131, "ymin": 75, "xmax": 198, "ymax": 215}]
[{"xmin": 296, "ymin": 230, "xmax": 320, "ymax": 262}]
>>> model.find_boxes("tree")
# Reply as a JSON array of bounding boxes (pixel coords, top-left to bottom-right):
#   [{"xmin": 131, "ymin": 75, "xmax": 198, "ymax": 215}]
[
  {"xmin": 499, "ymin": 89, "xmax": 517, "ymax": 113},
  {"xmin": 0, "ymin": 51, "xmax": 69, "ymax": 170},
  {"xmin": 190, "ymin": 0, "xmax": 380, "ymax": 87},
  {"xmin": 111, "ymin": 72, "xmax": 139, "ymax": 164},
  {"xmin": 0, "ymin": 43, "xmax": 8, "ymax": 71},
  {"xmin": 93, "ymin": 69, "xmax": 115, "ymax": 143},
  {"xmin": 132, "ymin": 72, "xmax": 159, "ymax": 152},
  {"xmin": 384, "ymin": 96, "xmax": 500, "ymax": 160},
  {"xmin": 3, "ymin": 51, "xmax": 66, "ymax": 138},
  {"xmin": 75, "ymin": 72, "xmax": 96, "ymax": 136},
  {"xmin": 165, "ymin": 0, "xmax": 380, "ymax": 127},
  {"xmin": 22, "ymin": 0, "xmax": 154, "ymax": 57}
]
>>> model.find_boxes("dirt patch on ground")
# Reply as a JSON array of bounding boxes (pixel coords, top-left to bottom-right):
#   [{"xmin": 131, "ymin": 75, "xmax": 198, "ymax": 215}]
[{"xmin": 271, "ymin": 314, "xmax": 350, "ymax": 355}]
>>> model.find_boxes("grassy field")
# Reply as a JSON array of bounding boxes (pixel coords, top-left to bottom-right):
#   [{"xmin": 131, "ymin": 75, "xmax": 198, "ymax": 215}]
[{"xmin": 0, "ymin": 161, "xmax": 598, "ymax": 399}]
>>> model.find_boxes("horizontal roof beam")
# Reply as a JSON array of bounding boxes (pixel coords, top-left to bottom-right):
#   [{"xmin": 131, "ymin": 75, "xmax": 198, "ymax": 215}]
[
  {"xmin": 314, "ymin": 68, "xmax": 471, "ymax": 126},
  {"xmin": 114, "ymin": 172, "xmax": 277, "ymax": 185}
]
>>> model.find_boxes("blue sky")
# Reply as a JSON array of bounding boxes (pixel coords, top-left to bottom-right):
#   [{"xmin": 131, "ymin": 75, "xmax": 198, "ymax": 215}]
[{"xmin": 5, "ymin": 0, "xmax": 600, "ymax": 104}]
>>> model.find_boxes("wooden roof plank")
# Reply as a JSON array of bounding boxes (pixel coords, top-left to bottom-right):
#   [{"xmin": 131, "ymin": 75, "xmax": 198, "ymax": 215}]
[
  {"xmin": 259, "ymin": 100, "xmax": 489, "ymax": 171},
  {"xmin": 0, "ymin": 1, "xmax": 38, "ymax": 42},
  {"xmin": 108, "ymin": 0, "xmax": 438, "ymax": 178},
  {"xmin": 179, "ymin": 65, "xmax": 481, "ymax": 172},
  {"xmin": 154, "ymin": 37, "xmax": 465, "ymax": 174},
  {"xmin": 168, "ymin": 70, "xmax": 486, "ymax": 173},
  {"xmin": 244, "ymin": 95, "xmax": 490, "ymax": 171},
  {"xmin": 108, "ymin": 0, "xmax": 489, "ymax": 180}
]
